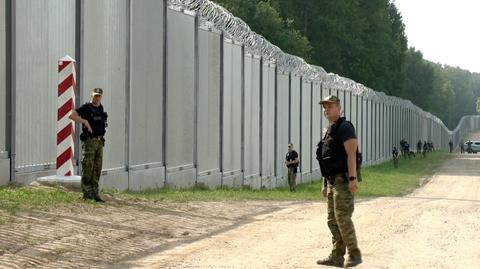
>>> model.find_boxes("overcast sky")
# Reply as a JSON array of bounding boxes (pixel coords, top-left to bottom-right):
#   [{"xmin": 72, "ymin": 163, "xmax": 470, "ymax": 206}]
[{"xmin": 394, "ymin": 0, "xmax": 480, "ymax": 73}]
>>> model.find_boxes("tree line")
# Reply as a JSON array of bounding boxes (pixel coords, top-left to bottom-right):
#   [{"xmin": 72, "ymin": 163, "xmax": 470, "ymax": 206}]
[{"xmin": 213, "ymin": 0, "xmax": 480, "ymax": 129}]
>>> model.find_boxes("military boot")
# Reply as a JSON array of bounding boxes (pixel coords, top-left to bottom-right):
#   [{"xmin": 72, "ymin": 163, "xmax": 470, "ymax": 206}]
[
  {"xmin": 92, "ymin": 193, "xmax": 105, "ymax": 203},
  {"xmin": 82, "ymin": 192, "xmax": 94, "ymax": 201},
  {"xmin": 316, "ymin": 254, "xmax": 344, "ymax": 267},
  {"xmin": 344, "ymin": 254, "xmax": 362, "ymax": 267}
]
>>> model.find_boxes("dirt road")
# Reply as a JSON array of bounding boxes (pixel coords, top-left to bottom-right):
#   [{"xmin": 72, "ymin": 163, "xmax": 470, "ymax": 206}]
[
  {"xmin": 122, "ymin": 155, "xmax": 480, "ymax": 268},
  {"xmin": 1, "ymin": 139, "xmax": 479, "ymax": 268}
]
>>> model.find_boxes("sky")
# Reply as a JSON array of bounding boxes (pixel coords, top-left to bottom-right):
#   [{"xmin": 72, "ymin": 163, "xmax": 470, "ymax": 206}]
[{"xmin": 393, "ymin": 0, "xmax": 480, "ymax": 73}]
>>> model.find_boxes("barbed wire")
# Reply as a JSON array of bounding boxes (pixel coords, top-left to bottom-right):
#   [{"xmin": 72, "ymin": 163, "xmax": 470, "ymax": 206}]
[{"xmin": 168, "ymin": 0, "xmax": 453, "ymax": 133}]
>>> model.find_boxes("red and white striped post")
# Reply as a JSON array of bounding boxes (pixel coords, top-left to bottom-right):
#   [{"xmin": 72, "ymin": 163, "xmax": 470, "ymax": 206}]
[{"xmin": 56, "ymin": 55, "xmax": 76, "ymax": 176}]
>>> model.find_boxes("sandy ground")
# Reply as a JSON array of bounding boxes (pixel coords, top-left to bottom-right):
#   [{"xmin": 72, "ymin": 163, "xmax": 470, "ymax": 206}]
[
  {"xmin": 122, "ymin": 149, "xmax": 480, "ymax": 268},
  {"xmin": 1, "ymin": 134, "xmax": 479, "ymax": 269}
]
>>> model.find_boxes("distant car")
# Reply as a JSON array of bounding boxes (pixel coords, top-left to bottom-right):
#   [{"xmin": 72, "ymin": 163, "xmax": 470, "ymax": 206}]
[{"xmin": 464, "ymin": 141, "xmax": 480, "ymax": 153}]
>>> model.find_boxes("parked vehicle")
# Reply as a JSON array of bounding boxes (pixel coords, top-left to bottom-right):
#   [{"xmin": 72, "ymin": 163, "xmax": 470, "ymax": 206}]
[{"xmin": 464, "ymin": 141, "xmax": 480, "ymax": 153}]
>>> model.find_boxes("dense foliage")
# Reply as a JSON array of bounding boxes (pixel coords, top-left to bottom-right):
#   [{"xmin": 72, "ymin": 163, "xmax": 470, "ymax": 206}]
[{"xmin": 213, "ymin": 0, "xmax": 480, "ymax": 129}]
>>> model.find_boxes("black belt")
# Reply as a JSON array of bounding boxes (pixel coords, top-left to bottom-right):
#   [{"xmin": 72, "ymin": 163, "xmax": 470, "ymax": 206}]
[{"xmin": 87, "ymin": 136, "xmax": 104, "ymax": 141}]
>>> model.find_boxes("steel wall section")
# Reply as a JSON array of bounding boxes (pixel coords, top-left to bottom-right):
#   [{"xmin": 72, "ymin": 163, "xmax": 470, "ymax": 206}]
[
  {"xmin": 243, "ymin": 55, "xmax": 261, "ymax": 180},
  {"xmin": 301, "ymin": 80, "xmax": 312, "ymax": 179},
  {"xmin": 197, "ymin": 28, "xmax": 221, "ymax": 175},
  {"xmin": 82, "ymin": 0, "xmax": 129, "ymax": 174},
  {"xmin": 360, "ymin": 97, "xmax": 366, "ymax": 160},
  {"xmin": 222, "ymin": 41, "xmax": 242, "ymax": 175},
  {"xmin": 261, "ymin": 63, "xmax": 275, "ymax": 183},
  {"xmin": 383, "ymin": 104, "xmax": 387, "ymax": 159},
  {"xmin": 0, "ymin": 0, "xmax": 5, "ymax": 153},
  {"xmin": 312, "ymin": 83, "xmax": 321, "ymax": 172},
  {"xmin": 275, "ymin": 73, "xmax": 289, "ymax": 180},
  {"xmin": 290, "ymin": 76, "xmax": 301, "ymax": 148},
  {"xmin": 375, "ymin": 102, "xmax": 379, "ymax": 160},
  {"xmin": 351, "ymin": 94, "xmax": 358, "ymax": 148},
  {"xmin": 320, "ymin": 84, "xmax": 328, "ymax": 138},
  {"xmin": 165, "ymin": 9, "xmax": 195, "ymax": 168},
  {"xmin": 386, "ymin": 104, "xmax": 391, "ymax": 156},
  {"xmin": 0, "ymin": 0, "xmax": 7, "ymax": 184},
  {"xmin": 129, "ymin": 0, "xmax": 164, "ymax": 168},
  {"xmin": 14, "ymin": 0, "xmax": 76, "ymax": 172},
  {"xmin": 346, "ymin": 91, "xmax": 351, "ymax": 120},
  {"xmin": 344, "ymin": 91, "xmax": 351, "ymax": 121}
]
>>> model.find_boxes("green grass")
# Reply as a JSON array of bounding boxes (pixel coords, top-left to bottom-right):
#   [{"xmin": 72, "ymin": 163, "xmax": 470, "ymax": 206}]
[
  {"xmin": 0, "ymin": 150, "xmax": 452, "ymax": 216},
  {"xmin": 0, "ymin": 186, "xmax": 82, "ymax": 214},
  {"xmin": 357, "ymin": 150, "xmax": 453, "ymax": 197},
  {"xmin": 122, "ymin": 150, "xmax": 453, "ymax": 202}
]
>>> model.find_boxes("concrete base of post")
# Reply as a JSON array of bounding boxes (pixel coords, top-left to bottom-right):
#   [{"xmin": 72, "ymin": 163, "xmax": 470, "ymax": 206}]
[{"xmin": 34, "ymin": 175, "xmax": 81, "ymax": 190}]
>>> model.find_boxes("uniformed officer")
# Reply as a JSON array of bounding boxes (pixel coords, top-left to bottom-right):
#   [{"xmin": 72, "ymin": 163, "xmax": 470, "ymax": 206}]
[
  {"xmin": 392, "ymin": 146, "xmax": 399, "ymax": 168},
  {"xmin": 69, "ymin": 88, "xmax": 108, "ymax": 202},
  {"xmin": 316, "ymin": 95, "xmax": 362, "ymax": 267},
  {"xmin": 285, "ymin": 143, "xmax": 299, "ymax": 192}
]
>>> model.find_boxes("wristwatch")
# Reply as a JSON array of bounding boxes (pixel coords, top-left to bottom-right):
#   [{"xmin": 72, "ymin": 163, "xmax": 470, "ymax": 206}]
[{"xmin": 348, "ymin": 176, "xmax": 357, "ymax": 181}]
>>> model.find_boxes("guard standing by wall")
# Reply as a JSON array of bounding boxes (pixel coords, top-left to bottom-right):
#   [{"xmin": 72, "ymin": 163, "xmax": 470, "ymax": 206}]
[
  {"xmin": 392, "ymin": 146, "xmax": 399, "ymax": 168},
  {"xmin": 316, "ymin": 95, "xmax": 362, "ymax": 268},
  {"xmin": 69, "ymin": 88, "xmax": 108, "ymax": 202},
  {"xmin": 417, "ymin": 140, "xmax": 422, "ymax": 154},
  {"xmin": 285, "ymin": 143, "xmax": 299, "ymax": 192}
]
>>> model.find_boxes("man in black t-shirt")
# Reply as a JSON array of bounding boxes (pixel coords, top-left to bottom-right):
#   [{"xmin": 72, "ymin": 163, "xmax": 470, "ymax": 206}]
[
  {"xmin": 69, "ymin": 88, "xmax": 108, "ymax": 203},
  {"xmin": 285, "ymin": 143, "xmax": 299, "ymax": 192},
  {"xmin": 317, "ymin": 95, "xmax": 362, "ymax": 268}
]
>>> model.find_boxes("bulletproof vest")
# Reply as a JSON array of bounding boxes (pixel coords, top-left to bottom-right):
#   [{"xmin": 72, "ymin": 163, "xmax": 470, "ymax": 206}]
[
  {"xmin": 316, "ymin": 117, "xmax": 362, "ymax": 178},
  {"xmin": 81, "ymin": 103, "xmax": 108, "ymax": 139}
]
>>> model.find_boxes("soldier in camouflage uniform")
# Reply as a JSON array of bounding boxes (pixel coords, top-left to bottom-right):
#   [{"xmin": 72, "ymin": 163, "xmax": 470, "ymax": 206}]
[
  {"xmin": 69, "ymin": 88, "xmax": 108, "ymax": 203},
  {"xmin": 317, "ymin": 95, "xmax": 362, "ymax": 267}
]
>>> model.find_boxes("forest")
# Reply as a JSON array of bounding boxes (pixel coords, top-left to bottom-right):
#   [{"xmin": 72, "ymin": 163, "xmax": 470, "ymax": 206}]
[{"xmin": 213, "ymin": 0, "xmax": 480, "ymax": 129}]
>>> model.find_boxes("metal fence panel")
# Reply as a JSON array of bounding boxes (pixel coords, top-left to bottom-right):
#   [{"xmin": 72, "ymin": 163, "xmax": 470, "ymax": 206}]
[
  {"xmin": 129, "ymin": 0, "xmax": 164, "ymax": 167},
  {"xmin": 166, "ymin": 9, "xmax": 195, "ymax": 168},
  {"xmin": 83, "ymin": 0, "xmax": 128, "ymax": 171},
  {"xmin": 345, "ymin": 91, "xmax": 351, "ymax": 122},
  {"xmin": 375, "ymin": 102, "xmax": 380, "ymax": 160},
  {"xmin": 301, "ymin": 81, "xmax": 312, "ymax": 176},
  {"xmin": 320, "ymin": 84, "xmax": 328, "ymax": 139},
  {"xmin": 351, "ymin": 94, "xmax": 358, "ymax": 148},
  {"xmin": 197, "ymin": 28, "xmax": 221, "ymax": 174},
  {"xmin": 312, "ymin": 83, "xmax": 321, "ymax": 171},
  {"xmin": 0, "ymin": 0, "xmax": 5, "ymax": 153},
  {"xmin": 361, "ymin": 98, "xmax": 368, "ymax": 163},
  {"xmin": 15, "ymin": 0, "xmax": 76, "ymax": 170},
  {"xmin": 244, "ymin": 55, "xmax": 261, "ymax": 178},
  {"xmin": 222, "ymin": 41, "xmax": 242, "ymax": 174},
  {"xmin": 290, "ymin": 76, "xmax": 301, "ymax": 148},
  {"xmin": 261, "ymin": 64, "xmax": 275, "ymax": 179},
  {"xmin": 275, "ymin": 73, "xmax": 289, "ymax": 179}
]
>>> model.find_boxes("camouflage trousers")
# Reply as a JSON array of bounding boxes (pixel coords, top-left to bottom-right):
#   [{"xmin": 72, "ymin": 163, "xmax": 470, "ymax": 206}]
[
  {"xmin": 326, "ymin": 173, "xmax": 361, "ymax": 258},
  {"xmin": 81, "ymin": 138, "xmax": 104, "ymax": 195},
  {"xmin": 287, "ymin": 167, "xmax": 297, "ymax": 192}
]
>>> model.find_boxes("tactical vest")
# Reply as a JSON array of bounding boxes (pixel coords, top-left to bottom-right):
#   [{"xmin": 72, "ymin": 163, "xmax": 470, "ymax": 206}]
[
  {"xmin": 80, "ymin": 103, "xmax": 108, "ymax": 141},
  {"xmin": 316, "ymin": 117, "xmax": 362, "ymax": 180}
]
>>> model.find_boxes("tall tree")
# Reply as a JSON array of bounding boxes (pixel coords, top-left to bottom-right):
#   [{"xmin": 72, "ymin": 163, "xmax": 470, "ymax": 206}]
[{"xmin": 212, "ymin": 0, "xmax": 312, "ymax": 59}]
